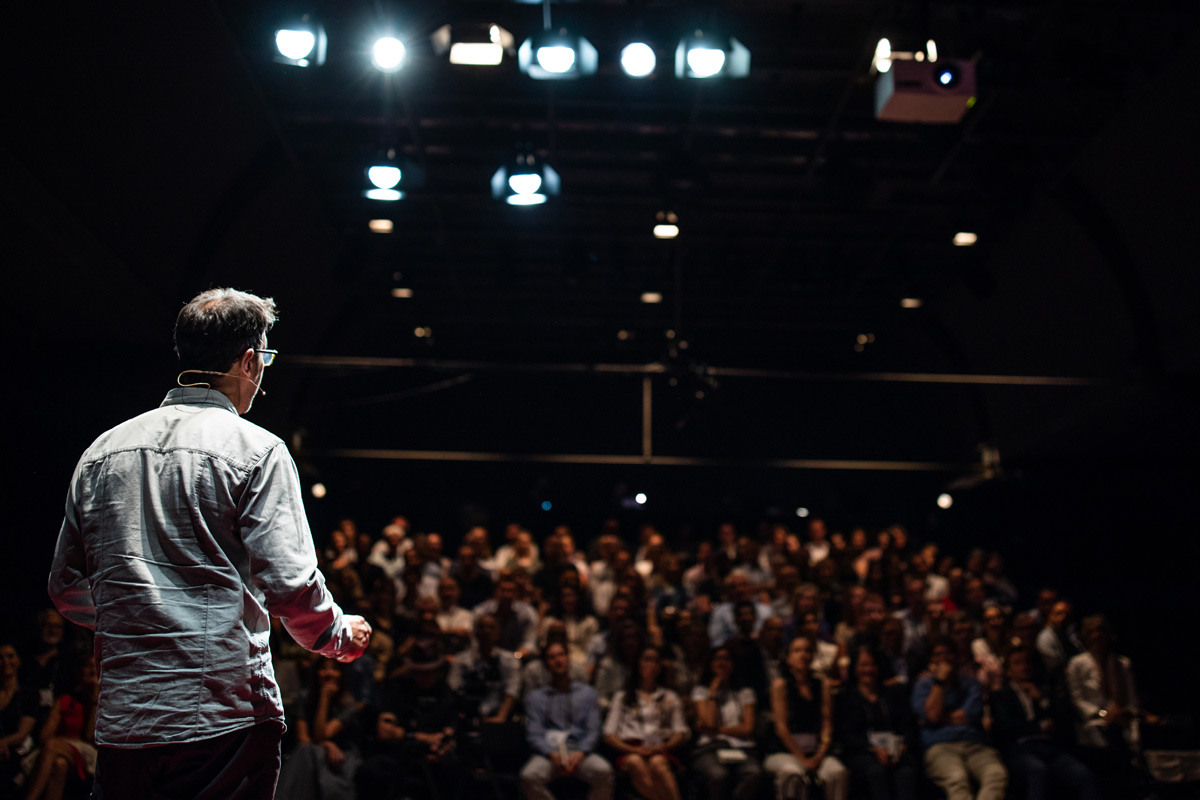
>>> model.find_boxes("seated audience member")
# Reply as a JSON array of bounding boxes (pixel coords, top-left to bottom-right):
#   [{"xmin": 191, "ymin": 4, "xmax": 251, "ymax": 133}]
[
  {"xmin": 796, "ymin": 611, "xmax": 840, "ymax": 685},
  {"xmin": 834, "ymin": 646, "xmax": 917, "ymax": 800},
  {"xmin": 497, "ymin": 529, "xmax": 541, "ymax": 577},
  {"xmin": 450, "ymin": 613, "xmax": 521, "ymax": 726},
  {"xmin": 805, "ymin": 519, "xmax": 831, "ymax": 567},
  {"xmin": 894, "ymin": 578, "xmax": 931, "ymax": 658},
  {"xmin": 691, "ymin": 646, "xmax": 765, "ymax": 800},
  {"xmin": 970, "ymin": 604, "xmax": 1010, "ymax": 692},
  {"xmin": 1066, "ymin": 616, "xmax": 1162, "ymax": 777},
  {"xmin": 728, "ymin": 601, "xmax": 770, "ymax": 700},
  {"xmin": 474, "ymin": 575, "xmax": 539, "ymax": 660},
  {"xmin": 275, "ymin": 659, "xmax": 366, "ymax": 800},
  {"xmin": 594, "ymin": 621, "xmax": 647, "ymax": 711},
  {"xmin": 731, "ymin": 536, "xmax": 772, "ymax": 590},
  {"xmin": 540, "ymin": 584, "xmax": 600, "ymax": 667},
  {"xmin": 23, "ymin": 652, "xmax": 99, "ymax": 800},
  {"xmin": 589, "ymin": 535, "xmax": 626, "ymax": 617},
  {"xmin": 911, "ymin": 638, "xmax": 1008, "ymax": 800},
  {"xmin": 358, "ymin": 637, "xmax": 463, "ymax": 800},
  {"xmin": 768, "ymin": 565, "xmax": 801, "ymax": 628},
  {"xmin": 831, "ymin": 585, "xmax": 866, "ymax": 655},
  {"xmin": 369, "ymin": 520, "xmax": 412, "ymax": 581},
  {"xmin": 1036, "ymin": 601, "xmax": 1080, "ymax": 677},
  {"xmin": 992, "ymin": 648, "xmax": 1099, "ymax": 800},
  {"xmin": 756, "ymin": 617, "xmax": 787, "ymax": 703},
  {"xmin": 877, "ymin": 616, "xmax": 915, "ymax": 686},
  {"xmin": 521, "ymin": 642, "xmax": 614, "ymax": 800},
  {"xmin": 1, "ymin": 640, "xmax": 37, "ymax": 798},
  {"xmin": 845, "ymin": 592, "xmax": 889, "ymax": 660},
  {"xmin": 649, "ymin": 554, "xmax": 687, "ymax": 618},
  {"xmin": 19, "ymin": 611, "xmax": 68, "ymax": 724},
  {"xmin": 668, "ymin": 610, "xmax": 713, "ymax": 700},
  {"xmin": 980, "ymin": 553, "xmax": 1018, "ymax": 606},
  {"xmin": 436, "ymin": 576, "xmax": 474, "ymax": 653},
  {"xmin": 764, "ymin": 637, "xmax": 848, "ymax": 800},
  {"xmin": 709, "ymin": 574, "xmax": 773, "ymax": 648},
  {"xmin": 585, "ymin": 595, "xmax": 634, "ymax": 683},
  {"xmin": 524, "ymin": 622, "xmax": 588, "ymax": 694},
  {"xmin": 453, "ymin": 542, "xmax": 497, "ymax": 610},
  {"xmin": 603, "ymin": 647, "xmax": 690, "ymax": 800},
  {"xmin": 681, "ymin": 541, "xmax": 722, "ymax": 603}
]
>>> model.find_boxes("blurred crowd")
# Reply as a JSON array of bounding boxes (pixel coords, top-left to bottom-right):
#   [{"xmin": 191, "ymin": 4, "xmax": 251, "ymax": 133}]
[{"xmin": 4, "ymin": 516, "xmax": 1190, "ymax": 800}]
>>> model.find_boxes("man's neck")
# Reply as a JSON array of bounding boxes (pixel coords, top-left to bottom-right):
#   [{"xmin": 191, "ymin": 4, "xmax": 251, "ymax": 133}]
[{"xmin": 550, "ymin": 674, "xmax": 571, "ymax": 692}]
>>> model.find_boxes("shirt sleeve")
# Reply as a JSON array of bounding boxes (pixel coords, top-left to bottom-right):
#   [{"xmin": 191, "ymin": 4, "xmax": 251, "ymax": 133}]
[
  {"xmin": 603, "ymin": 695, "xmax": 622, "ymax": 737},
  {"xmin": 667, "ymin": 691, "xmax": 689, "ymax": 735},
  {"xmin": 240, "ymin": 443, "xmax": 354, "ymax": 659},
  {"xmin": 524, "ymin": 690, "xmax": 551, "ymax": 755},
  {"xmin": 48, "ymin": 463, "xmax": 96, "ymax": 630}
]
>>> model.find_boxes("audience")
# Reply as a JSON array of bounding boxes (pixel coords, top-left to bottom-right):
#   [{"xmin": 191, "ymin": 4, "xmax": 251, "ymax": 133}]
[{"xmin": 14, "ymin": 512, "xmax": 1188, "ymax": 800}]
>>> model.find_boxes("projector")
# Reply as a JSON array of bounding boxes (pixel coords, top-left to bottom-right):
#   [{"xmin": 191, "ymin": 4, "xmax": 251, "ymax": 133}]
[{"xmin": 874, "ymin": 58, "xmax": 976, "ymax": 123}]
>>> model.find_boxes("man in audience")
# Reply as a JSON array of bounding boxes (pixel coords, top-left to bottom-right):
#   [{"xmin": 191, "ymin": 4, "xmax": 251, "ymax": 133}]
[
  {"xmin": 521, "ymin": 641, "xmax": 614, "ymax": 800},
  {"xmin": 708, "ymin": 573, "xmax": 773, "ymax": 647},
  {"xmin": 437, "ymin": 576, "xmax": 474, "ymax": 652},
  {"xmin": 805, "ymin": 518, "xmax": 831, "ymax": 566},
  {"xmin": 451, "ymin": 544, "xmax": 495, "ymax": 610},
  {"xmin": 449, "ymin": 613, "xmax": 521, "ymax": 725},
  {"xmin": 474, "ymin": 575, "xmax": 539, "ymax": 660},
  {"xmin": 912, "ymin": 638, "xmax": 1008, "ymax": 800},
  {"xmin": 1037, "ymin": 600, "xmax": 1080, "ymax": 676},
  {"xmin": 369, "ymin": 519, "xmax": 412, "ymax": 581}
]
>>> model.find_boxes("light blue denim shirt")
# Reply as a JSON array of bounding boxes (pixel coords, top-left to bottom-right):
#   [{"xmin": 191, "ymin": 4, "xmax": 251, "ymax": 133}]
[{"xmin": 49, "ymin": 387, "xmax": 356, "ymax": 747}]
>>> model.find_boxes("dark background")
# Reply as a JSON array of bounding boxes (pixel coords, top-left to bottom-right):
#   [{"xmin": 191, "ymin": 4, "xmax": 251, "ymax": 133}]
[{"xmin": 4, "ymin": 1, "xmax": 1198, "ymax": 717}]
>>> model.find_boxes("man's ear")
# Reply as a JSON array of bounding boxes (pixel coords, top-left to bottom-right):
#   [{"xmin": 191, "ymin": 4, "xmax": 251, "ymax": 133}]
[{"xmin": 239, "ymin": 348, "xmax": 257, "ymax": 374}]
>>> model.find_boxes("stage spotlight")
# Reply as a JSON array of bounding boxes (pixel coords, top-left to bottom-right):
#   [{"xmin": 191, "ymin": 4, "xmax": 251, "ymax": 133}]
[
  {"xmin": 431, "ymin": 23, "xmax": 514, "ymax": 66},
  {"xmin": 620, "ymin": 42, "xmax": 657, "ymax": 77},
  {"xmin": 953, "ymin": 231, "xmax": 978, "ymax": 246},
  {"xmin": 365, "ymin": 162, "xmax": 403, "ymax": 201},
  {"xmin": 372, "ymin": 36, "xmax": 407, "ymax": 72},
  {"xmin": 491, "ymin": 152, "xmax": 561, "ymax": 205},
  {"xmin": 653, "ymin": 210, "xmax": 679, "ymax": 239},
  {"xmin": 274, "ymin": 17, "xmax": 326, "ymax": 67},
  {"xmin": 519, "ymin": 29, "xmax": 598, "ymax": 80},
  {"xmin": 675, "ymin": 31, "xmax": 750, "ymax": 79}
]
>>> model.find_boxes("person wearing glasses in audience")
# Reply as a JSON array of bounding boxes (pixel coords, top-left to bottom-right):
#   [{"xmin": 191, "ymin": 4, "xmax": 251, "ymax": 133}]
[{"xmin": 49, "ymin": 288, "xmax": 371, "ymax": 799}]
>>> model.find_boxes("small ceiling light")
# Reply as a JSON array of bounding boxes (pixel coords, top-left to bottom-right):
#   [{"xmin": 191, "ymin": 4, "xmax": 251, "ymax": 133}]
[
  {"xmin": 641, "ymin": 292, "xmax": 663, "ymax": 304},
  {"xmin": 953, "ymin": 231, "xmax": 978, "ymax": 246},
  {"xmin": 519, "ymin": 29, "xmax": 598, "ymax": 79},
  {"xmin": 275, "ymin": 18, "xmax": 327, "ymax": 67},
  {"xmin": 900, "ymin": 297, "xmax": 923, "ymax": 308},
  {"xmin": 432, "ymin": 23, "xmax": 514, "ymax": 66},
  {"xmin": 634, "ymin": 492, "xmax": 648, "ymax": 505},
  {"xmin": 391, "ymin": 287, "xmax": 414, "ymax": 298},
  {"xmin": 311, "ymin": 482, "xmax": 327, "ymax": 499},
  {"xmin": 796, "ymin": 507, "xmax": 810, "ymax": 518},
  {"xmin": 414, "ymin": 326, "xmax": 432, "ymax": 338},
  {"xmin": 372, "ymin": 36, "xmax": 407, "ymax": 72},
  {"xmin": 937, "ymin": 492, "xmax": 954, "ymax": 509},
  {"xmin": 653, "ymin": 210, "xmax": 679, "ymax": 239},
  {"xmin": 620, "ymin": 42, "xmax": 657, "ymax": 77},
  {"xmin": 363, "ymin": 151, "xmax": 423, "ymax": 201},
  {"xmin": 368, "ymin": 219, "xmax": 394, "ymax": 233},
  {"xmin": 675, "ymin": 31, "xmax": 750, "ymax": 79},
  {"xmin": 491, "ymin": 152, "xmax": 561, "ymax": 205},
  {"xmin": 873, "ymin": 38, "xmax": 893, "ymax": 74}
]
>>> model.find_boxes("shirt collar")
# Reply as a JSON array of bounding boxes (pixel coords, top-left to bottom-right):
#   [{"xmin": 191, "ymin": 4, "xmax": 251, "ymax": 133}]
[{"xmin": 161, "ymin": 386, "xmax": 239, "ymax": 414}]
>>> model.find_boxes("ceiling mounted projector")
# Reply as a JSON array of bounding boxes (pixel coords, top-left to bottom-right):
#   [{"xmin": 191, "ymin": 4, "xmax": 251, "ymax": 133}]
[{"xmin": 874, "ymin": 58, "xmax": 976, "ymax": 123}]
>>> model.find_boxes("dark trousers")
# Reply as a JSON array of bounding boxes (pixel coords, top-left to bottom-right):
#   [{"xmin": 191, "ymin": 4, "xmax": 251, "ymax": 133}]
[
  {"xmin": 93, "ymin": 720, "xmax": 284, "ymax": 800},
  {"xmin": 842, "ymin": 752, "xmax": 917, "ymax": 800}
]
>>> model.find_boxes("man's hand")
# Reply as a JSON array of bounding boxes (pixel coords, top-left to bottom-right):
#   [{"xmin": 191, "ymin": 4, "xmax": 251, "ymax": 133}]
[
  {"xmin": 322, "ymin": 740, "xmax": 346, "ymax": 770},
  {"xmin": 337, "ymin": 615, "xmax": 372, "ymax": 663},
  {"xmin": 565, "ymin": 751, "xmax": 585, "ymax": 775},
  {"xmin": 948, "ymin": 709, "xmax": 968, "ymax": 726}
]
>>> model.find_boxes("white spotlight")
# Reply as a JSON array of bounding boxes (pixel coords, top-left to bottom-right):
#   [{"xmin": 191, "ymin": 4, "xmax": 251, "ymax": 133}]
[
  {"xmin": 311, "ymin": 482, "xmax": 327, "ymax": 499},
  {"xmin": 536, "ymin": 45, "xmax": 576, "ymax": 74},
  {"xmin": 276, "ymin": 30, "xmax": 316, "ymax": 61},
  {"xmin": 953, "ymin": 231, "xmax": 978, "ymax": 247},
  {"xmin": 687, "ymin": 48, "xmax": 725, "ymax": 78},
  {"xmin": 368, "ymin": 219, "xmax": 394, "ymax": 233},
  {"xmin": 873, "ymin": 38, "xmax": 893, "ymax": 73},
  {"xmin": 937, "ymin": 493, "xmax": 954, "ymax": 509},
  {"xmin": 641, "ymin": 292, "xmax": 663, "ymax": 304},
  {"xmin": 508, "ymin": 173, "xmax": 543, "ymax": 196},
  {"xmin": 796, "ymin": 507, "xmax": 810, "ymax": 518},
  {"xmin": 368, "ymin": 165, "xmax": 402, "ymax": 190},
  {"xmin": 620, "ymin": 42, "xmax": 656, "ymax": 77},
  {"xmin": 653, "ymin": 224, "xmax": 679, "ymax": 239},
  {"xmin": 634, "ymin": 492, "xmax": 648, "ymax": 505},
  {"xmin": 372, "ymin": 36, "xmax": 407, "ymax": 71}
]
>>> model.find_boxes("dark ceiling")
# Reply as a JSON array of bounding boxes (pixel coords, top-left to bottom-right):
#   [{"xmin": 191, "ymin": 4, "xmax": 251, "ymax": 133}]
[{"xmin": 5, "ymin": 1, "xmax": 1200, "ymax": 507}]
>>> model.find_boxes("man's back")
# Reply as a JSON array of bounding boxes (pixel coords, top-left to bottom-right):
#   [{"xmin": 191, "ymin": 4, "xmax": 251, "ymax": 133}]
[{"xmin": 51, "ymin": 387, "xmax": 342, "ymax": 747}]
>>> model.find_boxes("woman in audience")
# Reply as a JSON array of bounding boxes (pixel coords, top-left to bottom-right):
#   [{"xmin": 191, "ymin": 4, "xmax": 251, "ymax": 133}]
[
  {"xmin": 603, "ymin": 646, "xmax": 690, "ymax": 800},
  {"xmin": 23, "ymin": 653, "xmax": 98, "ymax": 800},
  {"xmin": 0, "ymin": 641, "xmax": 36, "ymax": 800},
  {"xmin": 275, "ymin": 658, "xmax": 365, "ymax": 800},
  {"xmin": 690, "ymin": 646, "xmax": 764, "ymax": 800},
  {"xmin": 595, "ymin": 620, "xmax": 648, "ymax": 710},
  {"xmin": 971, "ymin": 604, "xmax": 1010, "ymax": 692},
  {"xmin": 539, "ymin": 583, "xmax": 599, "ymax": 667},
  {"xmin": 764, "ymin": 636, "xmax": 848, "ymax": 800},
  {"xmin": 834, "ymin": 646, "xmax": 916, "ymax": 800}
]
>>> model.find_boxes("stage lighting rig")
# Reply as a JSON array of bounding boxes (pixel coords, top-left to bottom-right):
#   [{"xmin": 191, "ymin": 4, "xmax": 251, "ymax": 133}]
[
  {"xmin": 491, "ymin": 152, "xmax": 561, "ymax": 206},
  {"xmin": 519, "ymin": 28, "xmax": 598, "ymax": 79},
  {"xmin": 273, "ymin": 15, "xmax": 326, "ymax": 67},
  {"xmin": 674, "ymin": 31, "xmax": 750, "ymax": 79},
  {"xmin": 431, "ymin": 23, "xmax": 515, "ymax": 66}
]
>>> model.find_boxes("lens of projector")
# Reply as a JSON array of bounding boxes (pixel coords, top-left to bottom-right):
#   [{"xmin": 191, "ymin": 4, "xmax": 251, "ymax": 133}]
[{"xmin": 935, "ymin": 64, "xmax": 960, "ymax": 88}]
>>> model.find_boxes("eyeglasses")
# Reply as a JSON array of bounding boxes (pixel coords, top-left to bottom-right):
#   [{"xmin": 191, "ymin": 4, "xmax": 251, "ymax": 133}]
[{"xmin": 255, "ymin": 348, "xmax": 279, "ymax": 366}]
